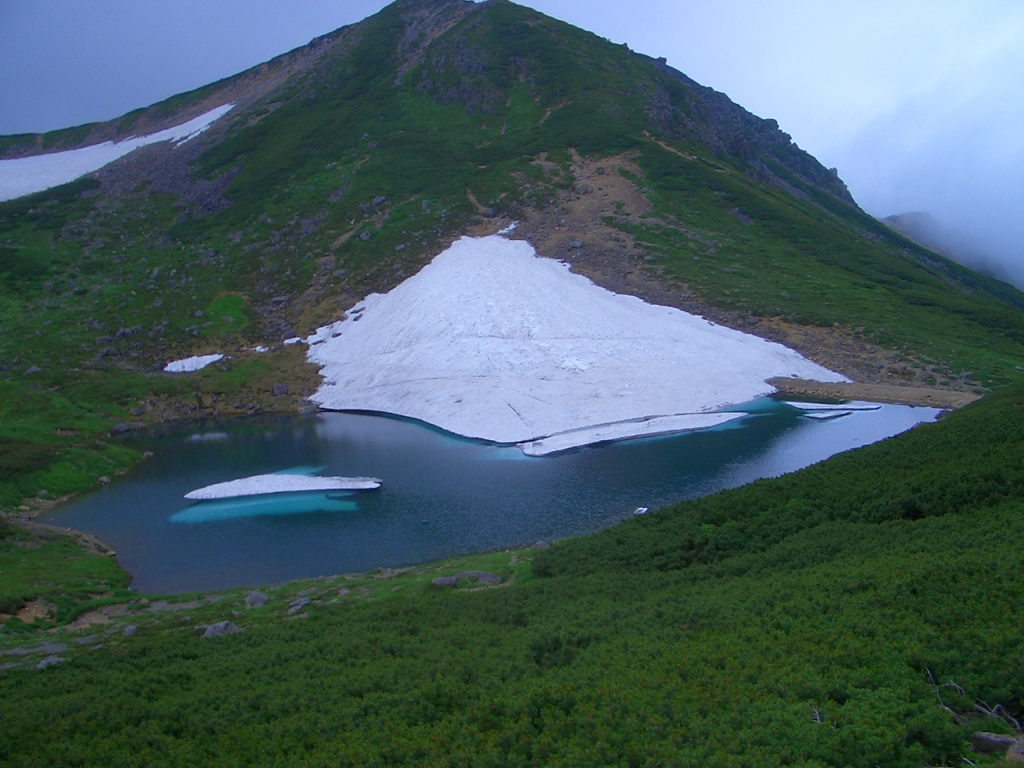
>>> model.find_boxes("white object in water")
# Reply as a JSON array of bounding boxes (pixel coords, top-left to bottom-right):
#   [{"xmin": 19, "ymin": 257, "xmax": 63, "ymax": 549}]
[
  {"xmin": 164, "ymin": 354, "xmax": 224, "ymax": 373},
  {"xmin": 634, "ymin": 507, "xmax": 649, "ymax": 516},
  {"xmin": 307, "ymin": 235, "xmax": 846, "ymax": 455},
  {"xmin": 184, "ymin": 473, "xmax": 382, "ymax": 501},
  {"xmin": 187, "ymin": 432, "xmax": 229, "ymax": 443},
  {"xmin": 517, "ymin": 413, "xmax": 742, "ymax": 456},
  {"xmin": 783, "ymin": 401, "xmax": 881, "ymax": 412},
  {"xmin": 801, "ymin": 410, "xmax": 853, "ymax": 421},
  {"xmin": 0, "ymin": 104, "xmax": 234, "ymax": 202}
]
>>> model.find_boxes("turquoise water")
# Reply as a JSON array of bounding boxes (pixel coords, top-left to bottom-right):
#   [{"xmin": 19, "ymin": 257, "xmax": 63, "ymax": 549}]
[{"xmin": 44, "ymin": 400, "xmax": 939, "ymax": 594}]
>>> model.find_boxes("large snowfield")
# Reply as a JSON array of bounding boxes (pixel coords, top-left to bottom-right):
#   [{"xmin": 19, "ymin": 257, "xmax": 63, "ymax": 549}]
[
  {"xmin": 308, "ymin": 235, "xmax": 847, "ymax": 455},
  {"xmin": 0, "ymin": 104, "xmax": 234, "ymax": 202}
]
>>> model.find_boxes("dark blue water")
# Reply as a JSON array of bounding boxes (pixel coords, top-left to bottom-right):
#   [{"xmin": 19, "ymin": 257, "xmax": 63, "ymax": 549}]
[{"xmin": 44, "ymin": 400, "xmax": 938, "ymax": 594}]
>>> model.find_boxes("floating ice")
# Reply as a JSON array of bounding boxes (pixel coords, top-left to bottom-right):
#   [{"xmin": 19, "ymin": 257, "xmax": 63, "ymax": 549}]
[
  {"xmin": 783, "ymin": 401, "xmax": 881, "ymax": 412},
  {"xmin": 184, "ymin": 473, "xmax": 382, "ymax": 501},
  {"xmin": 0, "ymin": 104, "xmax": 234, "ymax": 202},
  {"xmin": 801, "ymin": 411, "xmax": 853, "ymax": 421},
  {"xmin": 164, "ymin": 354, "xmax": 224, "ymax": 373},
  {"xmin": 308, "ymin": 235, "xmax": 847, "ymax": 455},
  {"xmin": 517, "ymin": 413, "xmax": 743, "ymax": 456}
]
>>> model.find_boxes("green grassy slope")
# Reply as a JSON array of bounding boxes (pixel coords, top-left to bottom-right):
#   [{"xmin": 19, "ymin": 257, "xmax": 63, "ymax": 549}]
[
  {"xmin": 2, "ymin": 0, "xmax": 1024, "ymax": 504},
  {"xmin": 2, "ymin": 384, "xmax": 1023, "ymax": 766}
]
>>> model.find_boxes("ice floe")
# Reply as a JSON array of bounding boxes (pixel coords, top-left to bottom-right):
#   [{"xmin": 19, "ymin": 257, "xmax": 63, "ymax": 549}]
[
  {"xmin": 801, "ymin": 411, "xmax": 853, "ymax": 421},
  {"xmin": 783, "ymin": 401, "xmax": 881, "ymax": 412},
  {"xmin": 517, "ymin": 413, "xmax": 743, "ymax": 456},
  {"xmin": 0, "ymin": 104, "xmax": 234, "ymax": 202},
  {"xmin": 164, "ymin": 353, "xmax": 224, "ymax": 373},
  {"xmin": 184, "ymin": 473, "xmax": 382, "ymax": 501},
  {"xmin": 307, "ymin": 234, "xmax": 847, "ymax": 455}
]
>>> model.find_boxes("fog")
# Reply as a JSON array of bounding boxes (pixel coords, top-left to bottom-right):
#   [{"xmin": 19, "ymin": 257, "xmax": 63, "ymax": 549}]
[{"xmin": 1, "ymin": 0, "xmax": 1020, "ymax": 286}]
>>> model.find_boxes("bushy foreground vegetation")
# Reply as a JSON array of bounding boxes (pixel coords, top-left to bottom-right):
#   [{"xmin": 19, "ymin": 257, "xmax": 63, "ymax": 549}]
[{"xmin": 2, "ymin": 384, "xmax": 1023, "ymax": 766}]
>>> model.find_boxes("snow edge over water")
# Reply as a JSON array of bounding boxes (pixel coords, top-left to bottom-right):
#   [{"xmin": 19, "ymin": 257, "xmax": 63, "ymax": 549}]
[{"xmin": 307, "ymin": 234, "xmax": 848, "ymax": 455}]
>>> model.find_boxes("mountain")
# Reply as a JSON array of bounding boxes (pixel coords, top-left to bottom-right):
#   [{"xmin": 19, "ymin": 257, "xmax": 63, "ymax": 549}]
[
  {"xmin": 2, "ymin": 0, "xmax": 1024, "ymax": 503},
  {"xmin": 883, "ymin": 211, "xmax": 1019, "ymax": 287}
]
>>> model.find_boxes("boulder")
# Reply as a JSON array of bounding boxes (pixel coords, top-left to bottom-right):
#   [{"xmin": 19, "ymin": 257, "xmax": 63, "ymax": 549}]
[
  {"xmin": 973, "ymin": 732, "xmax": 1018, "ymax": 753},
  {"xmin": 535, "ymin": 541, "xmax": 550, "ymax": 551},
  {"xmin": 373, "ymin": 196, "xmax": 387, "ymax": 206},
  {"xmin": 359, "ymin": 231, "xmax": 372, "ymax": 242},
  {"xmin": 272, "ymin": 384, "xmax": 289, "ymax": 396},
  {"xmin": 431, "ymin": 577, "xmax": 458, "ymax": 588},
  {"xmin": 36, "ymin": 656, "xmax": 67, "ymax": 669},
  {"xmin": 245, "ymin": 591, "xmax": 270, "ymax": 608},
  {"xmin": 123, "ymin": 626, "xmax": 137, "ymax": 637},
  {"xmin": 455, "ymin": 571, "xmax": 502, "ymax": 586},
  {"xmin": 569, "ymin": 241, "xmax": 582, "ymax": 249},
  {"xmin": 288, "ymin": 598, "xmax": 311, "ymax": 614},
  {"xmin": 203, "ymin": 621, "xmax": 241, "ymax": 638}
]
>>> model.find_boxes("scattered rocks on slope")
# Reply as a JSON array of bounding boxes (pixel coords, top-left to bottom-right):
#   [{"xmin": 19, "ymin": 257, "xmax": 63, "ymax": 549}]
[{"xmin": 4, "ymin": 643, "xmax": 68, "ymax": 657}]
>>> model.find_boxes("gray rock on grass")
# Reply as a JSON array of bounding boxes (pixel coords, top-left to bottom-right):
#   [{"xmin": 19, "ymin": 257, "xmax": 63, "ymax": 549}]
[
  {"xmin": 455, "ymin": 571, "xmax": 502, "ymax": 586},
  {"xmin": 203, "ymin": 621, "xmax": 241, "ymax": 638},
  {"xmin": 431, "ymin": 577, "xmax": 458, "ymax": 588},
  {"xmin": 4, "ymin": 643, "xmax": 68, "ymax": 657},
  {"xmin": 36, "ymin": 656, "xmax": 67, "ymax": 669},
  {"xmin": 245, "ymin": 591, "xmax": 270, "ymax": 608},
  {"xmin": 973, "ymin": 732, "xmax": 1019, "ymax": 753},
  {"xmin": 288, "ymin": 598, "xmax": 311, "ymax": 614}
]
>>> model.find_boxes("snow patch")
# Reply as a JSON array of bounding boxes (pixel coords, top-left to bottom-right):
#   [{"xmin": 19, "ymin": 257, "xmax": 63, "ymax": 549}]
[
  {"xmin": 0, "ymin": 104, "xmax": 234, "ymax": 202},
  {"xmin": 184, "ymin": 473, "xmax": 382, "ymax": 501},
  {"xmin": 307, "ymin": 235, "xmax": 847, "ymax": 453},
  {"xmin": 164, "ymin": 353, "xmax": 224, "ymax": 373}
]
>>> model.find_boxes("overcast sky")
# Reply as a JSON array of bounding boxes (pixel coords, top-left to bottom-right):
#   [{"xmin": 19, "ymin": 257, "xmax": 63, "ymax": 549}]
[{"xmin": 1, "ymin": 1, "xmax": 1021, "ymax": 284}]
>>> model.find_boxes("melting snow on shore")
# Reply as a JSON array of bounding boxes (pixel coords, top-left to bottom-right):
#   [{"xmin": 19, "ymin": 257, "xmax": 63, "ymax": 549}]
[
  {"xmin": 0, "ymin": 104, "xmax": 234, "ymax": 202},
  {"xmin": 164, "ymin": 353, "xmax": 224, "ymax": 373},
  {"xmin": 307, "ymin": 234, "xmax": 848, "ymax": 455},
  {"xmin": 184, "ymin": 474, "xmax": 382, "ymax": 501}
]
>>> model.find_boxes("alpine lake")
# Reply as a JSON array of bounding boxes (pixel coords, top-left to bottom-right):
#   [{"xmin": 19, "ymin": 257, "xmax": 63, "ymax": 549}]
[{"xmin": 43, "ymin": 398, "xmax": 939, "ymax": 594}]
